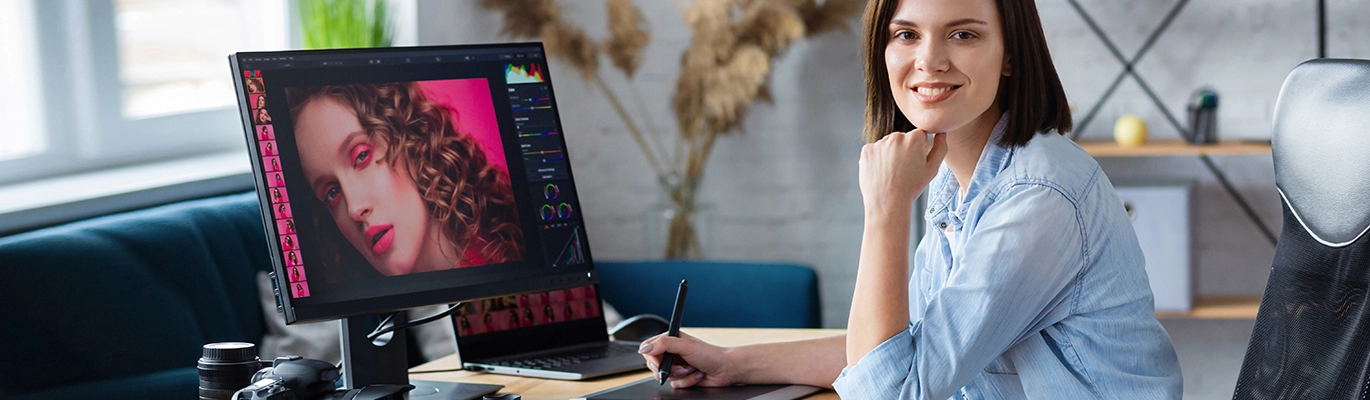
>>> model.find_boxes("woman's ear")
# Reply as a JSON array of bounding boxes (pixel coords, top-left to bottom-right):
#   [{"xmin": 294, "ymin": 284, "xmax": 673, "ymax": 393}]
[{"xmin": 1002, "ymin": 56, "xmax": 1012, "ymax": 77}]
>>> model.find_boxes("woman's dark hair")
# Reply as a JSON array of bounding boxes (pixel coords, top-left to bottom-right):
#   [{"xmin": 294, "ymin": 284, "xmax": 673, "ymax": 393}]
[
  {"xmin": 286, "ymin": 82, "xmax": 525, "ymax": 272},
  {"xmin": 861, "ymin": 0, "xmax": 1072, "ymax": 147}
]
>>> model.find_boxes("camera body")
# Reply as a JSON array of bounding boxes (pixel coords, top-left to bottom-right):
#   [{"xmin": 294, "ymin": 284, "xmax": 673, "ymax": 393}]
[{"xmin": 239, "ymin": 356, "xmax": 411, "ymax": 400}]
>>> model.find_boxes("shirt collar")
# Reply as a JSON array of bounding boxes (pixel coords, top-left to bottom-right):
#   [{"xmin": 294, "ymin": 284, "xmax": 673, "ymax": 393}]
[{"xmin": 925, "ymin": 112, "xmax": 1013, "ymax": 218}]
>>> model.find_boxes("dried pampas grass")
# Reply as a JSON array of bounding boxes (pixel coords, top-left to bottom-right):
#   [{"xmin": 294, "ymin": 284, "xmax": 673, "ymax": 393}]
[
  {"xmin": 605, "ymin": 0, "xmax": 650, "ymax": 77},
  {"xmin": 480, "ymin": 0, "xmax": 559, "ymax": 39}
]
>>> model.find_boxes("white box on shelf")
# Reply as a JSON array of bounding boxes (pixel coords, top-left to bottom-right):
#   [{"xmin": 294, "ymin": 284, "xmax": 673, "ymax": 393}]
[{"xmin": 1114, "ymin": 179, "xmax": 1194, "ymax": 313}]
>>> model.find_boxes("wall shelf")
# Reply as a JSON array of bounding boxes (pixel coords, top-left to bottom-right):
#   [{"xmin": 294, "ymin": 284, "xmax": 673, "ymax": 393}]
[
  {"xmin": 1078, "ymin": 139, "xmax": 1272, "ymax": 158},
  {"xmin": 1156, "ymin": 296, "xmax": 1261, "ymax": 319}
]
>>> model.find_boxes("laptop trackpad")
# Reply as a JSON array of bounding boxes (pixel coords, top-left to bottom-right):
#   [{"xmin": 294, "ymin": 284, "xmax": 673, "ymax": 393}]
[{"xmin": 562, "ymin": 354, "xmax": 646, "ymax": 374}]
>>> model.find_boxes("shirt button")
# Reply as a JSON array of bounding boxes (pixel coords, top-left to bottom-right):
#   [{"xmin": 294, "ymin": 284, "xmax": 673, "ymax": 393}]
[{"xmin": 939, "ymin": 222, "xmax": 949, "ymax": 230}]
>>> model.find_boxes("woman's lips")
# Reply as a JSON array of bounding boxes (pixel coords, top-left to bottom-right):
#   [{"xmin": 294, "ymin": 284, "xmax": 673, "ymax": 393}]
[{"xmin": 366, "ymin": 224, "xmax": 394, "ymax": 254}]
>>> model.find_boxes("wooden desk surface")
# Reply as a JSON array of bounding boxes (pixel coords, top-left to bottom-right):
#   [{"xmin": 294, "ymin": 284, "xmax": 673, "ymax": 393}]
[{"xmin": 410, "ymin": 328, "xmax": 846, "ymax": 400}]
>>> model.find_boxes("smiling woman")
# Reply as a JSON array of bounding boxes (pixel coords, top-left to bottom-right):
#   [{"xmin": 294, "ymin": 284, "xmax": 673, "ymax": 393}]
[
  {"xmin": 633, "ymin": 0, "xmax": 1182, "ymax": 398},
  {"xmin": 286, "ymin": 81, "xmax": 523, "ymax": 277}
]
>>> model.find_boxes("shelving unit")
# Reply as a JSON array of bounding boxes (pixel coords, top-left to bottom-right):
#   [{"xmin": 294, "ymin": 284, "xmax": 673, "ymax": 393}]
[
  {"xmin": 1156, "ymin": 296, "xmax": 1262, "ymax": 319},
  {"xmin": 1064, "ymin": 0, "xmax": 1280, "ymax": 246},
  {"xmin": 1077, "ymin": 139, "xmax": 1272, "ymax": 158}
]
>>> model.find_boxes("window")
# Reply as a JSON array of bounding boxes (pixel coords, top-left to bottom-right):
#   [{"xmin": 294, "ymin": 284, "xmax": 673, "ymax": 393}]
[
  {"xmin": 0, "ymin": 0, "xmax": 46, "ymax": 161},
  {"xmin": 0, "ymin": 0, "xmax": 288, "ymax": 185},
  {"xmin": 117, "ymin": 0, "xmax": 288, "ymax": 118}
]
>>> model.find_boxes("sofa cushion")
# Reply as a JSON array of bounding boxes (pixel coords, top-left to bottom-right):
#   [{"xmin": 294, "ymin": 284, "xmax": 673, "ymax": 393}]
[{"xmin": 0, "ymin": 192, "xmax": 271, "ymax": 396}]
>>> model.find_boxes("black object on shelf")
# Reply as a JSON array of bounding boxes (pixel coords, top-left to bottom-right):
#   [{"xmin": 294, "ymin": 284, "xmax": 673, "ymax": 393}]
[{"xmin": 1187, "ymin": 89, "xmax": 1219, "ymax": 145}]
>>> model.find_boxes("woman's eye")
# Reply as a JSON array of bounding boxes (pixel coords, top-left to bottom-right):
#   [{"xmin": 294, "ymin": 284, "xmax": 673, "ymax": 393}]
[
  {"xmin": 894, "ymin": 31, "xmax": 917, "ymax": 41},
  {"xmin": 323, "ymin": 186, "xmax": 341, "ymax": 205},
  {"xmin": 350, "ymin": 143, "xmax": 373, "ymax": 169},
  {"xmin": 353, "ymin": 149, "xmax": 370, "ymax": 168},
  {"xmin": 951, "ymin": 31, "xmax": 978, "ymax": 40}
]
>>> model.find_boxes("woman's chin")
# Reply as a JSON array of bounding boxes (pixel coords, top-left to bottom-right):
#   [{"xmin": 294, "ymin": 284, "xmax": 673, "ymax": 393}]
[{"xmin": 904, "ymin": 109, "xmax": 977, "ymax": 134}]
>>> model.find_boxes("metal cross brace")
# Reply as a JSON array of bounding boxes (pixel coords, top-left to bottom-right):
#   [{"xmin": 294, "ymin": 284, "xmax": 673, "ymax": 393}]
[{"xmin": 1063, "ymin": 0, "xmax": 1278, "ymax": 245}]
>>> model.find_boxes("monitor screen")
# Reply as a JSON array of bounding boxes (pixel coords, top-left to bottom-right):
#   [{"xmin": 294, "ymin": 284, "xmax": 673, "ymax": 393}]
[{"xmin": 231, "ymin": 43, "xmax": 598, "ymax": 325}]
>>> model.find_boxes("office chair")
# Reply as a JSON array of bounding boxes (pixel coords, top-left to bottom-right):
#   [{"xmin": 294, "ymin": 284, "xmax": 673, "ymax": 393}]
[{"xmin": 1233, "ymin": 59, "xmax": 1370, "ymax": 399}]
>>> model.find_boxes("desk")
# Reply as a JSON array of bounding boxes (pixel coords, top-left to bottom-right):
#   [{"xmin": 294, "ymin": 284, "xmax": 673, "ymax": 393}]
[{"xmin": 410, "ymin": 328, "xmax": 845, "ymax": 400}]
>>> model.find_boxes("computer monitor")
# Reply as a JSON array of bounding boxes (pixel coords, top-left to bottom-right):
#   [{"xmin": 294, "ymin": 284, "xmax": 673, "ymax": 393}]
[{"xmin": 230, "ymin": 43, "xmax": 598, "ymax": 396}]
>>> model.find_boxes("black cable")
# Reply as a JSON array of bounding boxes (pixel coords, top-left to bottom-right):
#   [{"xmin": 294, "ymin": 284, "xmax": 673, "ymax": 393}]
[
  {"xmin": 1318, "ymin": 0, "xmax": 1327, "ymax": 58},
  {"xmin": 365, "ymin": 302, "xmax": 466, "ymax": 342}
]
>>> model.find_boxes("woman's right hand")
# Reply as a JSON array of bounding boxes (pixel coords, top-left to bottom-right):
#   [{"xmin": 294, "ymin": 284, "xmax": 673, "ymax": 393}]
[
  {"xmin": 638, "ymin": 332, "xmax": 738, "ymax": 388},
  {"xmin": 858, "ymin": 129, "xmax": 947, "ymax": 217}
]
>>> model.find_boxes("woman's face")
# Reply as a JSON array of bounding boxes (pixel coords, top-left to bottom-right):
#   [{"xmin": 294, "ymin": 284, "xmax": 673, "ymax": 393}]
[
  {"xmin": 884, "ymin": 0, "xmax": 1006, "ymax": 133},
  {"xmin": 295, "ymin": 96, "xmax": 449, "ymax": 276}
]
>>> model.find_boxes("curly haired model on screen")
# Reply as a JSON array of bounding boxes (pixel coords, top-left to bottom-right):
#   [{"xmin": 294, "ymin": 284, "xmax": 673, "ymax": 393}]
[{"xmin": 287, "ymin": 82, "xmax": 523, "ymax": 276}]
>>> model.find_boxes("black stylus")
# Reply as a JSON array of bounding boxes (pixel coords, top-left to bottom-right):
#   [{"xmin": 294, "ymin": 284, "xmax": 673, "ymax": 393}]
[{"xmin": 658, "ymin": 280, "xmax": 688, "ymax": 385}]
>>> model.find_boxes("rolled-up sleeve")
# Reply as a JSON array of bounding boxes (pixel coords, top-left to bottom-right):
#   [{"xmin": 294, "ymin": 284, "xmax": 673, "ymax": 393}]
[
  {"xmin": 834, "ymin": 183, "xmax": 1086, "ymax": 399},
  {"xmin": 833, "ymin": 323, "xmax": 920, "ymax": 398}
]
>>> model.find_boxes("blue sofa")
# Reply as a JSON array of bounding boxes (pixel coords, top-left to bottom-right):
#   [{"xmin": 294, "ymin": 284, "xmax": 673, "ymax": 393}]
[
  {"xmin": 596, "ymin": 261, "xmax": 822, "ymax": 329},
  {"xmin": 0, "ymin": 192, "xmax": 273, "ymax": 399}
]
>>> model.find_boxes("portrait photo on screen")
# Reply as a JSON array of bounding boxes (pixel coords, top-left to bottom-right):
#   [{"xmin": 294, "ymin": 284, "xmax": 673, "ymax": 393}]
[{"xmin": 283, "ymin": 79, "xmax": 524, "ymax": 280}]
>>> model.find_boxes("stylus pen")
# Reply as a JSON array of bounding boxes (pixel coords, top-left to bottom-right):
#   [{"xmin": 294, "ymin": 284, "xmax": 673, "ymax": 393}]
[{"xmin": 658, "ymin": 279, "xmax": 689, "ymax": 385}]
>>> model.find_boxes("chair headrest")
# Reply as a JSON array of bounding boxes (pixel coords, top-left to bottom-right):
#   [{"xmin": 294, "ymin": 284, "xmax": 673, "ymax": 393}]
[{"xmin": 1273, "ymin": 58, "xmax": 1370, "ymax": 247}]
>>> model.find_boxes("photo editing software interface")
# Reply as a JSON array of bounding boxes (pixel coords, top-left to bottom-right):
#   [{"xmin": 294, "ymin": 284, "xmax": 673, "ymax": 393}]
[{"xmin": 233, "ymin": 44, "xmax": 602, "ymax": 325}]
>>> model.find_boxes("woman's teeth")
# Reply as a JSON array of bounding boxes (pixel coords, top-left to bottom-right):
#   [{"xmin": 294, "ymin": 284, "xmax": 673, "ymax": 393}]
[{"xmin": 918, "ymin": 86, "xmax": 954, "ymax": 96}]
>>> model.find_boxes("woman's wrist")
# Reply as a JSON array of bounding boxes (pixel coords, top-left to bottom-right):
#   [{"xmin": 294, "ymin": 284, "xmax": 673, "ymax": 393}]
[
  {"xmin": 720, "ymin": 345, "xmax": 752, "ymax": 384},
  {"xmin": 863, "ymin": 206, "xmax": 913, "ymax": 230}
]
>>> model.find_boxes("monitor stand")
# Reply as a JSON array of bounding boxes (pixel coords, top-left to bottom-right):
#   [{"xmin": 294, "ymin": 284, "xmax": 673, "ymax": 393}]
[{"xmin": 341, "ymin": 315, "xmax": 502, "ymax": 400}]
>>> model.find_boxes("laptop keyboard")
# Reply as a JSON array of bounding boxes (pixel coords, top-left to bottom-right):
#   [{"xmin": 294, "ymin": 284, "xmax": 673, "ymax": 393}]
[{"xmin": 489, "ymin": 342, "xmax": 638, "ymax": 370}]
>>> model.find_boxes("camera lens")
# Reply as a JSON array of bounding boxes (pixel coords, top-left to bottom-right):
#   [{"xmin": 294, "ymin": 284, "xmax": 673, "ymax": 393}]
[{"xmin": 198, "ymin": 342, "xmax": 262, "ymax": 400}]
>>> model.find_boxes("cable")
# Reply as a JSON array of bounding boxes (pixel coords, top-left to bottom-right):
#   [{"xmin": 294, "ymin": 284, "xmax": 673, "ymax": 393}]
[{"xmin": 365, "ymin": 302, "xmax": 466, "ymax": 342}]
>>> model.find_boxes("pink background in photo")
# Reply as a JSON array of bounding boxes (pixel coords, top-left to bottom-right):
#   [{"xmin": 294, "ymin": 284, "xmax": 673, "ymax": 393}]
[
  {"xmin": 258, "ymin": 125, "xmax": 274, "ymax": 140},
  {"xmin": 277, "ymin": 218, "xmax": 295, "ymax": 234},
  {"xmin": 280, "ymin": 234, "xmax": 297, "ymax": 251},
  {"xmin": 416, "ymin": 79, "xmax": 507, "ymax": 173},
  {"xmin": 273, "ymin": 203, "xmax": 292, "ymax": 219},
  {"xmin": 288, "ymin": 266, "xmax": 307, "ymax": 282},
  {"xmin": 264, "ymin": 156, "xmax": 281, "ymax": 172},
  {"xmin": 285, "ymin": 250, "xmax": 302, "ymax": 266},
  {"xmin": 270, "ymin": 187, "xmax": 289, "ymax": 203},
  {"xmin": 291, "ymin": 282, "xmax": 310, "ymax": 298},
  {"xmin": 259, "ymin": 140, "xmax": 277, "ymax": 156}
]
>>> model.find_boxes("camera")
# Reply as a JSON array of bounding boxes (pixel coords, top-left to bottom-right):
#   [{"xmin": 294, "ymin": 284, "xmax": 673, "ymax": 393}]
[{"xmin": 236, "ymin": 356, "xmax": 411, "ymax": 400}]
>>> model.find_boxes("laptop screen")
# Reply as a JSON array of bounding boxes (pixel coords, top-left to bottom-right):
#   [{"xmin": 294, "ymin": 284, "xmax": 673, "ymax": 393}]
[{"xmin": 231, "ymin": 43, "xmax": 602, "ymax": 325}]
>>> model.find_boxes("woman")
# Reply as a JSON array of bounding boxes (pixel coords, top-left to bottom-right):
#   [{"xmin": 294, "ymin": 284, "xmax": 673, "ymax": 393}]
[
  {"xmin": 255, "ymin": 108, "xmax": 272, "ymax": 125},
  {"xmin": 247, "ymin": 78, "xmax": 264, "ymax": 94},
  {"xmin": 637, "ymin": 0, "xmax": 1182, "ymax": 397},
  {"xmin": 287, "ymin": 82, "xmax": 524, "ymax": 276}
]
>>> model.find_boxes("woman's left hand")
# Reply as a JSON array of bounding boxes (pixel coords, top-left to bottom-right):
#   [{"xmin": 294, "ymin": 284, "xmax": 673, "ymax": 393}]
[{"xmin": 858, "ymin": 129, "xmax": 947, "ymax": 217}]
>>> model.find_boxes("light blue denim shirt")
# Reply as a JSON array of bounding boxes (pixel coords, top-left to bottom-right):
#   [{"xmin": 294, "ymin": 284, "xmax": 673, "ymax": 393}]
[{"xmin": 832, "ymin": 114, "xmax": 1182, "ymax": 399}]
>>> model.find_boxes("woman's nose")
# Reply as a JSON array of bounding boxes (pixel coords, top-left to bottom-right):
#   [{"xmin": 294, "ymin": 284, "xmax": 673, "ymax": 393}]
[
  {"xmin": 347, "ymin": 191, "xmax": 371, "ymax": 221},
  {"xmin": 914, "ymin": 39, "xmax": 950, "ymax": 73}
]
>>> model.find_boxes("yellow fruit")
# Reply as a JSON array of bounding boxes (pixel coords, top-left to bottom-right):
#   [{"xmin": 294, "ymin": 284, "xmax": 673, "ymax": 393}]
[{"xmin": 1114, "ymin": 115, "xmax": 1148, "ymax": 147}]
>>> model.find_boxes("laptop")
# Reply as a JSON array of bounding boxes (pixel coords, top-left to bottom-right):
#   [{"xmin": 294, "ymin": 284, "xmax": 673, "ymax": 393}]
[{"xmin": 451, "ymin": 284, "xmax": 648, "ymax": 380}]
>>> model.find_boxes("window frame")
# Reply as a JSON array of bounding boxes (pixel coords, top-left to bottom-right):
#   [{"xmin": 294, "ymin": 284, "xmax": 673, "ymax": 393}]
[{"xmin": 0, "ymin": 0, "xmax": 284, "ymax": 185}]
